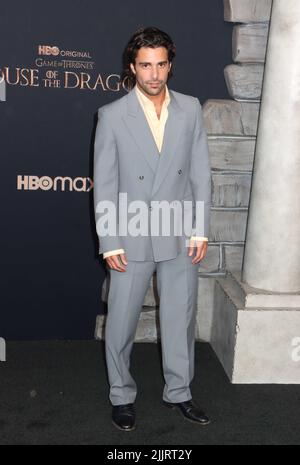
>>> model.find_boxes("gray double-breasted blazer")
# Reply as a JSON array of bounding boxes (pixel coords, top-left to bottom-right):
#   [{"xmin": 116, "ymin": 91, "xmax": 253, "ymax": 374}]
[{"xmin": 93, "ymin": 86, "xmax": 211, "ymax": 262}]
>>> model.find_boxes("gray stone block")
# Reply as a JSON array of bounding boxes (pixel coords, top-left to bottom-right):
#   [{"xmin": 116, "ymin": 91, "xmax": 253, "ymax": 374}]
[
  {"xmin": 224, "ymin": 0, "xmax": 272, "ymax": 23},
  {"xmin": 230, "ymin": 271, "xmax": 300, "ymax": 309},
  {"xmin": 210, "ymin": 279, "xmax": 239, "ymax": 378},
  {"xmin": 143, "ymin": 275, "xmax": 159, "ymax": 307},
  {"xmin": 95, "ymin": 314, "xmax": 105, "ymax": 340},
  {"xmin": 224, "ymin": 244, "xmax": 245, "ymax": 271},
  {"xmin": 235, "ymin": 309, "xmax": 300, "ymax": 383},
  {"xmin": 212, "ymin": 173, "xmax": 251, "ymax": 207},
  {"xmin": 203, "ymin": 100, "xmax": 259, "ymax": 136},
  {"xmin": 208, "ymin": 136, "xmax": 255, "ymax": 171},
  {"xmin": 134, "ymin": 309, "xmax": 159, "ymax": 342},
  {"xmin": 233, "ymin": 24, "xmax": 269, "ymax": 63},
  {"xmin": 198, "ymin": 245, "xmax": 220, "ymax": 273},
  {"xmin": 101, "ymin": 275, "xmax": 109, "ymax": 303},
  {"xmin": 224, "ymin": 64, "xmax": 264, "ymax": 100},
  {"xmin": 210, "ymin": 209, "xmax": 248, "ymax": 242},
  {"xmin": 196, "ymin": 277, "xmax": 217, "ymax": 342},
  {"xmin": 212, "ymin": 273, "xmax": 300, "ymax": 383}
]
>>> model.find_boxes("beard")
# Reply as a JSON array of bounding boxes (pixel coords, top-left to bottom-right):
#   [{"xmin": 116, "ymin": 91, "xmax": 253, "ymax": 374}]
[{"xmin": 138, "ymin": 80, "xmax": 166, "ymax": 96}]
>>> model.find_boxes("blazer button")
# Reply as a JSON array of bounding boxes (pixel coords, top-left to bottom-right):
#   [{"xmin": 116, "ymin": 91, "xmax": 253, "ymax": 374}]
[
  {"xmin": 178, "ymin": 169, "xmax": 182, "ymax": 175},
  {"xmin": 139, "ymin": 175, "xmax": 144, "ymax": 180}
]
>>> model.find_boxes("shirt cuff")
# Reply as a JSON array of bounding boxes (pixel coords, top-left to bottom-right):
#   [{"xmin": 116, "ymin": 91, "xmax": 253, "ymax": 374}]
[
  {"xmin": 190, "ymin": 236, "xmax": 208, "ymax": 242},
  {"xmin": 103, "ymin": 248, "xmax": 125, "ymax": 259}
]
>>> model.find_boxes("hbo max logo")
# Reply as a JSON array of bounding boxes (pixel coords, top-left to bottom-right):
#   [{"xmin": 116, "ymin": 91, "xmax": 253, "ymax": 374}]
[{"xmin": 17, "ymin": 175, "xmax": 93, "ymax": 192}]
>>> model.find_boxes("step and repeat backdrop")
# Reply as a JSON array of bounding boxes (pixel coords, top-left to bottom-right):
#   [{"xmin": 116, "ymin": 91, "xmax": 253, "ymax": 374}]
[{"xmin": 0, "ymin": 0, "xmax": 232, "ymax": 339}]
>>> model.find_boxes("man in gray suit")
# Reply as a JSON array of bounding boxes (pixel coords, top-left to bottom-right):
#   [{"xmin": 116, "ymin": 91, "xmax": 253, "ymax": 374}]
[{"xmin": 94, "ymin": 27, "xmax": 211, "ymax": 431}]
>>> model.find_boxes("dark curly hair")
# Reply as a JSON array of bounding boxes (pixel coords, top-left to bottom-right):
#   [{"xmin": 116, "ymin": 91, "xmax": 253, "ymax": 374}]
[{"xmin": 122, "ymin": 27, "xmax": 176, "ymax": 90}]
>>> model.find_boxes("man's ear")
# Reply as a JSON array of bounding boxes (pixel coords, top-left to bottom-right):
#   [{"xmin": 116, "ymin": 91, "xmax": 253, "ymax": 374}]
[{"xmin": 130, "ymin": 63, "xmax": 136, "ymax": 75}]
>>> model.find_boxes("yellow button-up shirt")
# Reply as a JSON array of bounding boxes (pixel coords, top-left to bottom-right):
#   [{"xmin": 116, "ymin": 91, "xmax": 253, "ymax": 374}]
[
  {"xmin": 102, "ymin": 84, "xmax": 208, "ymax": 258},
  {"xmin": 135, "ymin": 83, "xmax": 170, "ymax": 153}
]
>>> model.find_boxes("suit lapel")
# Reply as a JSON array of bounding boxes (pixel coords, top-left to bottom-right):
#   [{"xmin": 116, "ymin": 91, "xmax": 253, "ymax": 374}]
[
  {"xmin": 122, "ymin": 87, "xmax": 185, "ymax": 195},
  {"xmin": 122, "ymin": 88, "xmax": 160, "ymax": 173}
]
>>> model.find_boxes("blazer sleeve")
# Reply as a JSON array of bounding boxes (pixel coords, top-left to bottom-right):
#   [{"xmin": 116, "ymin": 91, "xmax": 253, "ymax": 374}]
[
  {"xmin": 189, "ymin": 98, "xmax": 212, "ymax": 238},
  {"xmin": 93, "ymin": 107, "xmax": 124, "ymax": 255}
]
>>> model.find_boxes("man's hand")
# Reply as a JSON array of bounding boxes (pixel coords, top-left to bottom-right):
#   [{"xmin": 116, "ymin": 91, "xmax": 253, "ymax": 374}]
[
  {"xmin": 105, "ymin": 253, "xmax": 128, "ymax": 272},
  {"xmin": 188, "ymin": 239, "xmax": 208, "ymax": 264}
]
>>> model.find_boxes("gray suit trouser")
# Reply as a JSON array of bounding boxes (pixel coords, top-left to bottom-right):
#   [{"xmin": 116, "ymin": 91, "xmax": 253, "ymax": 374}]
[{"xmin": 105, "ymin": 247, "xmax": 200, "ymax": 406}]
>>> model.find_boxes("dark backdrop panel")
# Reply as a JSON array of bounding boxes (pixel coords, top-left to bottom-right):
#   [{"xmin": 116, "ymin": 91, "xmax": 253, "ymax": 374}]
[{"xmin": 0, "ymin": 0, "xmax": 232, "ymax": 339}]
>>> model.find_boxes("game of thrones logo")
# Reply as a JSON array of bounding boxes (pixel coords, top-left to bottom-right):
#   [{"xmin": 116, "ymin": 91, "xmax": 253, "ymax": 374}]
[{"xmin": 0, "ymin": 44, "xmax": 130, "ymax": 94}]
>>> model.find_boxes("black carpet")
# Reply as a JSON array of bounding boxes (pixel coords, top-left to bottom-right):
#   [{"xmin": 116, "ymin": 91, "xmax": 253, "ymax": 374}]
[{"xmin": 0, "ymin": 341, "xmax": 300, "ymax": 445}]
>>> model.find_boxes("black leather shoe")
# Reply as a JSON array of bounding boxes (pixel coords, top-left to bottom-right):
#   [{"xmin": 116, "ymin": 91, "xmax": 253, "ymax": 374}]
[
  {"xmin": 163, "ymin": 399, "xmax": 210, "ymax": 425},
  {"xmin": 112, "ymin": 403, "xmax": 136, "ymax": 431}
]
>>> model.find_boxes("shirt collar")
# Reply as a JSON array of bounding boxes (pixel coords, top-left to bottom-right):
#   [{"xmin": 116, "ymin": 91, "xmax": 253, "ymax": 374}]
[{"xmin": 135, "ymin": 84, "xmax": 170, "ymax": 109}]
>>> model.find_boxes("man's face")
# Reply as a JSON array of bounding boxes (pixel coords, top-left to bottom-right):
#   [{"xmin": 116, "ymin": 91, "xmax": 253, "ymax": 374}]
[{"xmin": 130, "ymin": 46, "xmax": 172, "ymax": 97}]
